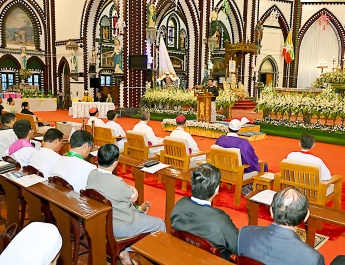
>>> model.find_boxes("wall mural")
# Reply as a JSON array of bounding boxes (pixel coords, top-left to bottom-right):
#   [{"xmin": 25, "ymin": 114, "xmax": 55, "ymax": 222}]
[{"xmin": 5, "ymin": 8, "xmax": 34, "ymax": 48}]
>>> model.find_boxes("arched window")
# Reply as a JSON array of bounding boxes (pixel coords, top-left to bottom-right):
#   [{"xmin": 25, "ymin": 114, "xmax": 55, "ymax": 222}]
[
  {"xmin": 167, "ymin": 18, "xmax": 177, "ymax": 48},
  {"xmin": 1, "ymin": 72, "xmax": 15, "ymax": 91},
  {"xmin": 100, "ymin": 16, "xmax": 110, "ymax": 40}
]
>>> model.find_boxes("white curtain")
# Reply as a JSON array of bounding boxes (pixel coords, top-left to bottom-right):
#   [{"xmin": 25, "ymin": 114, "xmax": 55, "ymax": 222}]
[{"xmin": 297, "ymin": 21, "xmax": 339, "ymax": 88}]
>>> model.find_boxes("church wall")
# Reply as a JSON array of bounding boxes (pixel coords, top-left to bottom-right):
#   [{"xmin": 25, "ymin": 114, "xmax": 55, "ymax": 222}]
[{"xmin": 300, "ymin": 4, "xmax": 345, "ymax": 28}]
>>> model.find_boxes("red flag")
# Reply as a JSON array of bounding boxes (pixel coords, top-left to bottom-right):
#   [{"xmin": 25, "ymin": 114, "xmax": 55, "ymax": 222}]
[{"xmin": 282, "ymin": 31, "xmax": 294, "ymax": 64}]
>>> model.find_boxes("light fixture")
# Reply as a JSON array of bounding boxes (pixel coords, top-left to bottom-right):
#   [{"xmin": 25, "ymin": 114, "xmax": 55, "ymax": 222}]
[
  {"xmin": 146, "ymin": 28, "xmax": 158, "ymax": 44},
  {"xmin": 65, "ymin": 39, "xmax": 78, "ymax": 50}
]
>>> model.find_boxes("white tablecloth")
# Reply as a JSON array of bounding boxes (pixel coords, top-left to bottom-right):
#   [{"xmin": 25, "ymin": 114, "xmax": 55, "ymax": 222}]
[
  {"xmin": 72, "ymin": 102, "xmax": 115, "ymax": 118},
  {"xmin": 10, "ymin": 98, "xmax": 57, "ymax": 112},
  {"xmin": 56, "ymin": 122, "xmax": 83, "ymax": 137}
]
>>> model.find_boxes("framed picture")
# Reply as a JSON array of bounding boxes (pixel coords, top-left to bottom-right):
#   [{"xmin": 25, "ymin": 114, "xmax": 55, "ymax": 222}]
[{"xmin": 229, "ymin": 60, "xmax": 236, "ymax": 73}]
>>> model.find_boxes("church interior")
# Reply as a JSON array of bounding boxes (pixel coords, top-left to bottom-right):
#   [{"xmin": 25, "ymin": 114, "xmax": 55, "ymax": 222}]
[{"xmin": 1, "ymin": 0, "xmax": 345, "ymax": 264}]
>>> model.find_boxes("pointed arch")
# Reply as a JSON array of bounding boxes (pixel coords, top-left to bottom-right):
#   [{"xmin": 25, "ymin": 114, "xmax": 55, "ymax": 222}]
[
  {"xmin": 258, "ymin": 55, "xmax": 279, "ymax": 86},
  {"xmin": 260, "ymin": 5, "xmax": 290, "ymax": 40},
  {"xmin": 58, "ymin": 57, "xmax": 70, "ymax": 99}
]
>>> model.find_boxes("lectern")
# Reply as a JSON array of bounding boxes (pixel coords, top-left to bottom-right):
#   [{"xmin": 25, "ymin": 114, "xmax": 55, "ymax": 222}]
[{"xmin": 196, "ymin": 91, "xmax": 213, "ymax": 123}]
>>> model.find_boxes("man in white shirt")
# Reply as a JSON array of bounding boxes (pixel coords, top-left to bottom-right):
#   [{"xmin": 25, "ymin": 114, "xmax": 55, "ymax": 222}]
[
  {"xmin": 132, "ymin": 110, "xmax": 163, "ymax": 145},
  {"xmin": 87, "ymin": 107, "xmax": 105, "ymax": 126},
  {"xmin": 50, "ymin": 130, "xmax": 97, "ymax": 193},
  {"xmin": 0, "ymin": 113, "xmax": 17, "ymax": 158},
  {"xmin": 170, "ymin": 115, "xmax": 199, "ymax": 154},
  {"xmin": 286, "ymin": 133, "xmax": 331, "ymax": 181},
  {"xmin": 29, "ymin": 128, "xmax": 64, "ymax": 179},
  {"xmin": 105, "ymin": 110, "xmax": 126, "ymax": 148},
  {"xmin": 7, "ymin": 120, "xmax": 35, "ymax": 168}
]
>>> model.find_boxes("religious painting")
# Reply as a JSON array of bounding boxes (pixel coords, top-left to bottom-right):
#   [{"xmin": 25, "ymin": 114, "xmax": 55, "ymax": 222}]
[
  {"xmin": 100, "ymin": 45, "xmax": 115, "ymax": 67},
  {"xmin": 229, "ymin": 60, "xmax": 236, "ymax": 73},
  {"xmin": 211, "ymin": 57, "xmax": 225, "ymax": 74},
  {"xmin": 167, "ymin": 19, "xmax": 175, "ymax": 47},
  {"xmin": 171, "ymin": 57, "xmax": 183, "ymax": 70},
  {"xmin": 101, "ymin": 16, "xmax": 110, "ymax": 41},
  {"xmin": 5, "ymin": 8, "xmax": 35, "ymax": 48}
]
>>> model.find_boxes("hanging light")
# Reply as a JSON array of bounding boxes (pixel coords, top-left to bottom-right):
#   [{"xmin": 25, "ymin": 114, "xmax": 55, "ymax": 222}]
[{"xmin": 65, "ymin": 39, "xmax": 78, "ymax": 50}]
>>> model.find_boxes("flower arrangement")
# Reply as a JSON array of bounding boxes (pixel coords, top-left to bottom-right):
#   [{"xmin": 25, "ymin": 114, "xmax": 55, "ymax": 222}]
[
  {"xmin": 18, "ymin": 68, "xmax": 32, "ymax": 80},
  {"xmin": 312, "ymin": 71, "xmax": 345, "ymax": 88},
  {"xmin": 143, "ymin": 86, "xmax": 237, "ymax": 107},
  {"xmin": 256, "ymin": 84, "xmax": 345, "ymax": 121}
]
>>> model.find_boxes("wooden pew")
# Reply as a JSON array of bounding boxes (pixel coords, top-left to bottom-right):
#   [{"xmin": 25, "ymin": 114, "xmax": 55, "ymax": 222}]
[
  {"xmin": 132, "ymin": 231, "xmax": 235, "ymax": 265},
  {"xmin": 0, "ymin": 173, "xmax": 111, "ymax": 265},
  {"xmin": 245, "ymin": 190, "xmax": 345, "ymax": 248}
]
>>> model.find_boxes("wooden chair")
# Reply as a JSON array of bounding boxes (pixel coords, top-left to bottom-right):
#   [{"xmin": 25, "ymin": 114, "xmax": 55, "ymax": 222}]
[
  {"xmin": 85, "ymin": 124, "xmax": 116, "ymax": 146},
  {"xmin": 2, "ymin": 156, "xmax": 21, "ymax": 171},
  {"xmin": 273, "ymin": 159, "xmax": 343, "ymax": 209},
  {"xmin": 80, "ymin": 189, "xmax": 149, "ymax": 265},
  {"xmin": 124, "ymin": 130, "xmax": 163, "ymax": 160},
  {"xmin": 0, "ymin": 223, "xmax": 17, "ymax": 254},
  {"xmin": 16, "ymin": 113, "xmax": 55, "ymax": 135},
  {"xmin": 48, "ymin": 176, "xmax": 87, "ymax": 265},
  {"xmin": 159, "ymin": 137, "xmax": 208, "ymax": 190},
  {"xmin": 170, "ymin": 228, "xmax": 220, "ymax": 257},
  {"xmin": 206, "ymin": 145, "xmax": 265, "ymax": 206},
  {"xmin": 230, "ymin": 254, "xmax": 265, "ymax": 265}
]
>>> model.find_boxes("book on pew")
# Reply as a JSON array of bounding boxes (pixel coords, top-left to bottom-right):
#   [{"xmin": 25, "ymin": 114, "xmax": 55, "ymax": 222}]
[
  {"xmin": 2, "ymin": 173, "xmax": 45, "ymax": 187},
  {"xmin": 249, "ymin": 189, "xmax": 277, "ymax": 205},
  {"xmin": 0, "ymin": 161, "xmax": 16, "ymax": 174},
  {"xmin": 141, "ymin": 163, "xmax": 171, "ymax": 174}
]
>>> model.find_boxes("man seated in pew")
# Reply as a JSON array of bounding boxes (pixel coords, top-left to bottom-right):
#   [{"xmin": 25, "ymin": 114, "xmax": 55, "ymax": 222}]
[
  {"xmin": 215, "ymin": 118, "xmax": 267, "ymax": 195},
  {"xmin": 170, "ymin": 115, "xmax": 200, "ymax": 154},
  {"xmin": 0, "ymin": 113, "xmax": 17, "ymax": 158},
  {"xmin": 236, "ymin": 187, "xmax": 325, "ymax": 265},
  {"xmin": 105, "ymin": 110, "xmax": 127, "ymax": 149},
  {"xmin": 50, "ymin": 130, "xmax": 96, "ymax": 192},
  {"xmin": 286, "ymin": 133, "xmax": 331, "ymax": 181},
  {"xmin": 29, "ymin": 128, "xmax": 64, "ymax": 179},
  {"xmin": 0, "ymin": 222, "xmax": 62, "ymax": 265},
  {"xmin": 170, "ymin": 164, "xmax": 238, "ymax": 261},
  {"xmin": 86, "ymin": 144, "xmax": 166, "ymax": 265},
  {"xmin": 87, "ymin": 107, "xmax": 106, "ymax": 127},
  {"xmin": 133, "ymin": 110, "xmax": 163, "ymax": 145},
  {"xmin": 20, "ymin": 102, "xmax": 49, "ymax": 127},
  {"xmin": 6, "ymin": 120, "xmax": 35, "ymax": 168}
]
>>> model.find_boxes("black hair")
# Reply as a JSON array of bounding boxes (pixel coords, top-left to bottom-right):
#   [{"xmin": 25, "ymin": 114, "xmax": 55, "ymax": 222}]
[
  {"xmin": 43, "ymin": 128, "xmax": 64, "ymax": 143},
  {"xmin": 176, "ymin": 120, "xmax": 186, "ymax": 126},
  {"xmin": 13, "ymin": 120, "xmax": 31, "ymax": 139},
  {"xmin": 107, "ymin": 110, "xmax": 117, "ymax": 120},
  {"xmin": 271, "ymin": 187, "xmax": 309, "ymax": 227},
  {"xmin": 21, "ymin": 102, "xmax": 29, "ymax": 108},
  {"xmin": 97, "ymin": 144, "xmax": 120, "ymax": 167},
  {"xmin": 300, "ymin": 133, "xmax": 314, "ymax": 149},
  {"xmin": 7, "ymin": 97, "xmax": 13, "ymax": 104},
  {"xmin": 70, "ymin": 130, "xmax": 94, "ymax": 148},
  {"xmin": 1, "ymin": 112, "xmax": 16, "ymax": 124},
  {"xmin": 191, "ymin": 164, "xmax": 221, "ymax": 200}
]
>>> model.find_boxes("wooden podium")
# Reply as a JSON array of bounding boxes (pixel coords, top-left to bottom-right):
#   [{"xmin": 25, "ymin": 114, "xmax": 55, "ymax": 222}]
[{"xmin": 196, "ymin": 91, "xmax": 213, "ymax": 123}]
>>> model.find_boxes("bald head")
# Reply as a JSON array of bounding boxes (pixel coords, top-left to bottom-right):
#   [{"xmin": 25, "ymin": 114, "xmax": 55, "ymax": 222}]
[{"xmin": 271, "ymin": 187, "xmax": 309, "ymax": 227}]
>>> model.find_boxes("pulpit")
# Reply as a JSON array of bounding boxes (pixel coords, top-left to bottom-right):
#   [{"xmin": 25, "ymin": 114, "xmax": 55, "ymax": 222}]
[{"xmin": 196, "ymin": 91, "xmax": 213, "ymax": 123}]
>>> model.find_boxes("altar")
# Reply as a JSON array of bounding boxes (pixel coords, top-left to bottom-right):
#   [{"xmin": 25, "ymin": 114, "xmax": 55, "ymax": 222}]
[{"xmin": 71, "ymin": 102, "xmax": 115, "ymax": 118}]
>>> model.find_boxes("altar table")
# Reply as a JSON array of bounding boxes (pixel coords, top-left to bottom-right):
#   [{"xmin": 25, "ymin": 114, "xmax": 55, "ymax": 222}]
[
  {"xmin": 7, "ymin": 98, "xmax": 57, "ymax": 112},
  {"xmin": 72, "ymin": 102, "xmax": 114, "ymax": 118}
]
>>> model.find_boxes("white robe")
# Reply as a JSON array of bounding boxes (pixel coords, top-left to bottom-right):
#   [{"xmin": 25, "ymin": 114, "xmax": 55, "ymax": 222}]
[
  {"xmin": 0, "ymin": 129, "xmax": 17, "ymax": 159},
  {"xmin": 29, "ymin": 148, "xmax": 62, "ymax": 179},
  {"xmin": 87, "ymin": 116, "xmax": 105, "ymax": 127},
  {"xmin": 170, "ymin": 127, "xmax": 199, "ymax": 153}
]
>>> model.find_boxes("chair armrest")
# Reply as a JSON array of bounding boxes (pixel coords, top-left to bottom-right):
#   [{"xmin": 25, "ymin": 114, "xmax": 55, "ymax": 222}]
[
  {"xmin": 321, "ymin": 175, "xmax": 343, "ymax": 186},
  {"xmin": 115, "ymin": 136, "xmax": 127, "ymax": 139},
  {"xmin": 148, "ymin": 143, "xmax": 164, "ymax": 148},
  {"xmin": 258, "ymin": 160, "xmax": 266, "ymax": 173},
  {"xmin": 189, "ymin": 150, "xmax": 209, "ymax": 158}
]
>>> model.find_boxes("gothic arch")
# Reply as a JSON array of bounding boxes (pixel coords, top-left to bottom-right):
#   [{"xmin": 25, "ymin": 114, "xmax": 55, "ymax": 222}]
[
  {"xmin": 258, "ymin": 55, "xmax": 279, "ymax": 86},
  {"xmin": 58, "ymin": 57, "xmax": 70, "ymax": 96},
  {"xmin": 0, "ymin": 54, "xmax": 21, "ymax": 70},
  {"xmin": 260, "ymin": 5, "xmax": 290, "ymax": 40}
]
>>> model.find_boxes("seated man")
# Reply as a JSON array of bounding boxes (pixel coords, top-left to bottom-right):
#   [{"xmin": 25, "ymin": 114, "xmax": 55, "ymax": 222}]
[
  {"xmin": 170, "ymin": 115, "xmax": 199, "ymax": 154},
  {"xmin": 50, "ymin": 130, "xmax": 97, "ymax": 193},
  {"xmin": 82, "ymin": 90, "xmax": 93, "ymax": 102},
  {"xmin": 7, "ymin": 120, "xmax": 35, "ymax": 167},
  {"xmin": 170, "ymin": 164, "xmax": 238, "ymax": 261},
  {"xmin": 86, "ymin": 144, "xmax": 166, "ymax": 265},
  {"xmin": 29, "ymin": 128, "xmax": 64, "ymax": 179},
  {"xmin": 94, "ymin": 91, "xmax": 105, "ymax": 102},
  {"xmin": 20, "ymin": 102, "xmax": 48, "ymax": 127},
  {"xmin": 286, "ymin": 133, "xmax": 331, "ymax": 181},
  {"xmin": 105, "ymin": 110, "xmax": 126, "ymax": 149},
  {"xmin": 215, "ymin": 119, "xmax": 266, "ymax": 194},
  {"xmin": 132, "ymin": 110, "xmax": 162, "ymax": 145},
  {"xmin": 87, "ymin": 107, "xmax": 105, "ymax": 126},
  {"xmin": 236, "ymin": 187, "xmax": 325, "ymax": 265},
  {"xmin": 0, "ymin": 113, "xmax": 17, "ymax": 158}
]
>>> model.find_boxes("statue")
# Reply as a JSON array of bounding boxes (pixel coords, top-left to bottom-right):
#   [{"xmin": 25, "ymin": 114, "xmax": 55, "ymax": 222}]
[
  {"xmin": 20, "ymin": 47, "xmax": 27, "ymax": 69},
  {"xmin": 71, "ymin": 53, "xmax": 78, "ymax": 72},
  {"xmin": 111, "ymin": 38, "xmax": 123, "ymax": 74},
  {"xmin": 179, "ymin": 31, "xmax": 186, "ymax": 49},
  {"xmin": 102, "ymin": 27, "xmax": 109, "ymax": 40},
  {"xmin": 147, "ymin": 0, "xmax": 157, "ymax": 28},
  {"xmin": 254, "ymin": 20, "xmax": 264, "ymax": 45},
  {"xmin": 90, "ymin": 46, "xmax": 96, "ymax": 65},
  {"xmin": 202, "ymin": 64, "xmax": 209, "ymax": 86},
  {"xmin": 209, "ymin": 7, "xmax": 219, "ymax": 23},
  {"xmin": 230, "ymin": 73, "xmax": 237, "ymax": 90}
]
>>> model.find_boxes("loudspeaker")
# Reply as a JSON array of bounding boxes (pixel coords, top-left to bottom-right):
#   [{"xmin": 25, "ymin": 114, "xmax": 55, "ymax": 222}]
[
  {"xmin": 90, "ymin": 77, "xmax": 100, "ymax": 88},
  {"xmin": 129, "ymin": 55, "xmax": 147, "ymax": 70},
  {"xmin": 145, "ymin": 69, "xmax": 153, "ymax": 82}
]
